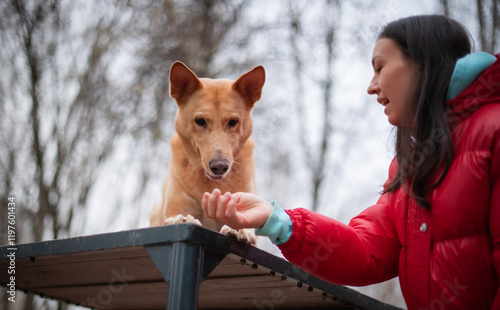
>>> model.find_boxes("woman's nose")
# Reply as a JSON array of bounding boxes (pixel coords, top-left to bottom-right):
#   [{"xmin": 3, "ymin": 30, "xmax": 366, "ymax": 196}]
[{"xmin": 367, "ymin": 77, "xmax": 379, "ymax": 95}]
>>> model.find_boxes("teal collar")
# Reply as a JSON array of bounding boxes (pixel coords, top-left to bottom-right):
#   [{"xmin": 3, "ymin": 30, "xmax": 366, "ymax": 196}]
[{"xmin": 446, "ymin": 52, "xmax": 496, "ymax": 101}]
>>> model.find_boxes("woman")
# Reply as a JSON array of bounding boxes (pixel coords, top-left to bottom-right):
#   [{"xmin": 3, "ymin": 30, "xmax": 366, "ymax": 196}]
[{"xmin": 202, "ymin": 15, "xmax": 500, "ymax": 309}]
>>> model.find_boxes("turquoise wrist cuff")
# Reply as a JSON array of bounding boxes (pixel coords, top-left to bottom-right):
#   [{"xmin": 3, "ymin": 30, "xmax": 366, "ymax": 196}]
[{"xmin": 255, "ymin": 201, "xmax": 292, "ymax": 245}]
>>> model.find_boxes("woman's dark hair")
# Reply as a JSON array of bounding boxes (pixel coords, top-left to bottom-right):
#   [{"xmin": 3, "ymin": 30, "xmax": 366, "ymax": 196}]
[{"xmin": 380, "ymin": 15, "xmax": 472, "ymax": 209}]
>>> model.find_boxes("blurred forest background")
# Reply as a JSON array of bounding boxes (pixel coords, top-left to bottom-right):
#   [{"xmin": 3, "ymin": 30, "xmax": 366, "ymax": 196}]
[{"xmin": 0, "ymin": 0, "xmax": 498, "ymax": 309}]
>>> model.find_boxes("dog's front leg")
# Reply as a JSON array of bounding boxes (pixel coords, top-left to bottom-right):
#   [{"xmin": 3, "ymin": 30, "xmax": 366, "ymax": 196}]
[
  {"xmin": 220, "ymin": 226, "xmax": 256, "ymax": 245},
  {"xmin": 164, "ymin": 214, "xmax": 202, "ymax": 226}
]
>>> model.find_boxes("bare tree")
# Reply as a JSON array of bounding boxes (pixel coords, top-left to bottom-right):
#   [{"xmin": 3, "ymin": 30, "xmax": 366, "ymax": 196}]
[
  {"xmin": 286, "ymin": 0, "xmax": 341, "ymax": 212},
  {"xmin": 475, "ymin": 0, "xmax": 499, "ymax": 53},
  {"xmin": 440, "ymin": 0, "xmax": 450, "ymax": 16},
  {"xmin": 0, "ymin": 1, "xmax": 135, "ymax": 308},
  {"xmin": 440, "ymin": 0, "xmax": 499, "ymax": 53}
]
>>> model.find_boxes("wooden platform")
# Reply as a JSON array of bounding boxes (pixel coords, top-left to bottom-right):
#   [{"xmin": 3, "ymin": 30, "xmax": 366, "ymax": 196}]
[{"xmin": 0, "ymin": 224, "xmax": 402, "ymax": 309}]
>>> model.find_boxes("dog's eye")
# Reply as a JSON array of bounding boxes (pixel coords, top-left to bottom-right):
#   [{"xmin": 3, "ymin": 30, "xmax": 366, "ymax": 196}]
[
  {"xmin": 195, "ymin": 118, "xmax": 207, "ymax": 127},
  {"xmin": 228, "ymin": 119, "xmax": 238, "ymax": 127}
]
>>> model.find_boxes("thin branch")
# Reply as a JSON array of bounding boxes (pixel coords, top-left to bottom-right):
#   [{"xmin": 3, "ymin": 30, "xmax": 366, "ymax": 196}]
[{"xmin": 287, "ymin": 2, "xmax": 312, "ymax": 172}]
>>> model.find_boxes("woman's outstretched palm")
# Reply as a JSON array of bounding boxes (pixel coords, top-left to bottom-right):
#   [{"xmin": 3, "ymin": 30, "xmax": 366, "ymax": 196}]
[{"xmin": 202, "ymin": 189, "xmax": 273, "ymax": 229}]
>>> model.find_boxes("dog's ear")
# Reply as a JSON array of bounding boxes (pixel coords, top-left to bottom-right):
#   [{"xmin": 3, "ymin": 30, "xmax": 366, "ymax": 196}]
[
  {"xmin": 169, "ymin": 61, "xmax": 202, "ymax": 103},
  {"xmin": 232, "ymin": 65, "xmax": 265, "ymax": 107}
]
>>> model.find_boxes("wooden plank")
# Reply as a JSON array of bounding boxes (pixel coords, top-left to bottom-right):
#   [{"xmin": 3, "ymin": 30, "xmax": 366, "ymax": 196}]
[
  {"xmin": 208, "ymin": 263, "xmax": 267, "ymax": 278},
  {"xmin": 34, "ymin": 279, "xmax": 349, "ymax": 309},
  {"xmin": 36, "ymin": 281, "xmax": 168, "ymax": 310},
  {"xmin": 11, "ymin": 245, "xmax": 150, "ymax": 267},
  {"xmin": 208, "ymin": 255, "xmax": 269, "ymax": 278},
  {"xmin": 2, "ymin": 252, "xmax": 162, "ymax": 290},
  {"xmin": 2, "ymin": 247, "xmax": 268, "ymax": 291},
  {"xmin": 11, "ymin": 250, "xmax": 349, "ymax": 309},
  {"xmin": 198, "ymin": 283, "xmax": 350, "ymax": 309}
]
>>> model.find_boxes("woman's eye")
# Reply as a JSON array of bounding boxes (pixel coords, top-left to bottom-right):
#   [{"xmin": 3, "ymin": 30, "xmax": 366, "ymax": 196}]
[
  {"xmin": 228, "ymin": 119, "xmax": 238, "ymax": 127},
  {"xmin": 195, "ymin": 118, "xmax": 207, "ymax": 127},
  {"xmin": 375, "ymin": 67, "xmax": 382, "ymax": 73}
]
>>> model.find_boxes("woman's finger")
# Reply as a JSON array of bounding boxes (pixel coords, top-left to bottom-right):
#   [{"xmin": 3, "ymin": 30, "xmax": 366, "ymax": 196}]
[
  {"xmin": 207, "ymin": 189, "xmax": 221, "ymax": 218},
  {"xmin": 201, "ymin": 192, "xmax": 210, "ymax": 215},
  {"xmin": 225, "ymin": 194, "xmax": 240, "ymax": 227},
  {"xmin": 216, "ymin": 192, "xmax": 231, "ymax": 220}
]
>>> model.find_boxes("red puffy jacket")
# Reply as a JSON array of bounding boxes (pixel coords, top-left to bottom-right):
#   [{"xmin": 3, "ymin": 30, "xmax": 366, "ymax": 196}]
[{"xmin": 278, "ymin": 55, "xmax": 500, "ymax": 309}]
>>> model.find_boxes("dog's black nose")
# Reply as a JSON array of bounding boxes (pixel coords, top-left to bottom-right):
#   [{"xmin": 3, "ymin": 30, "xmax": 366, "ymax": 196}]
[{"xmin": 209, "ymin": 159, "xmax": 229, "ymax": 175}]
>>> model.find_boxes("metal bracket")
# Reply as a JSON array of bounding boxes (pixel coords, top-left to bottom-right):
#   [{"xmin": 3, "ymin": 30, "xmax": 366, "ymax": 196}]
[{"xmin": 146, "ymin": 242, "xmax": 226, "ymax": 309}]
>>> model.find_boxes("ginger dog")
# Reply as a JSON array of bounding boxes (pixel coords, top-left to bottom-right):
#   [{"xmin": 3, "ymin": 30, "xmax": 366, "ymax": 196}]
[{"xmin": 149, "ymin": 61, "xmax": 265, "ymax": 244}]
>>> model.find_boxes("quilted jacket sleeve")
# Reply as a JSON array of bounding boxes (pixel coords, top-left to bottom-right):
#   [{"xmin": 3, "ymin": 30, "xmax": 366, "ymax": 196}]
[
  {"xmin": 490, "ymin": 124, "xmax": 500, "ymax": 309},
  {"xmin": 277, "ymin": 192, "xmax": 401, "ymax": 286}
]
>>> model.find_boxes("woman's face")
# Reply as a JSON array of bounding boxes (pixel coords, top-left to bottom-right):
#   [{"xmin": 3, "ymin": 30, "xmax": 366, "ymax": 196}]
[{"xmin": 367, "ymin": 38, "xmax": 418, "ymax": 126}]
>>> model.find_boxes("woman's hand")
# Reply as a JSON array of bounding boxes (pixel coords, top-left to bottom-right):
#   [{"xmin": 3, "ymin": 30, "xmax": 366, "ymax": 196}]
[{"xmin": 201, "ymin": 189, "xmax": 273, "ymax": 229}]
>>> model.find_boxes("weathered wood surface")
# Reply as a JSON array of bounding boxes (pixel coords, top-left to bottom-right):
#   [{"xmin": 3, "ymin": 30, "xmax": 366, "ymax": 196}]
[{"xmin": 0, "ymin": 224, "xmax": 402, "ymax": 309}]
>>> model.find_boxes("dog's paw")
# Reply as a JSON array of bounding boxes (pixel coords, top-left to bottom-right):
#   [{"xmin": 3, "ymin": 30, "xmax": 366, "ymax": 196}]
[
  {"xmin": 163, "ymin": 214, "xmax": 202, "ymax": 226},
  {"xmin": 220, "ymin": 225, "xmax": 256, "ymax": 245}
]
